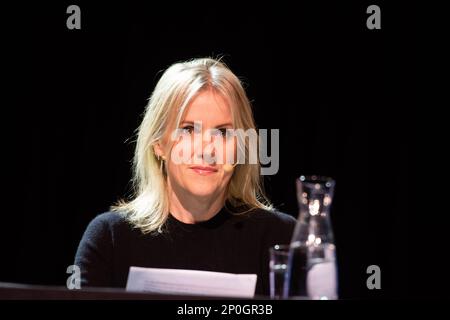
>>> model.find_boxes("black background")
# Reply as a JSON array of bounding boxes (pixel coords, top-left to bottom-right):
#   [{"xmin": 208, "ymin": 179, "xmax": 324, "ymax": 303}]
[{"xmin": 1, "ymin": 1, "xmax": 415, "ymax": 299}]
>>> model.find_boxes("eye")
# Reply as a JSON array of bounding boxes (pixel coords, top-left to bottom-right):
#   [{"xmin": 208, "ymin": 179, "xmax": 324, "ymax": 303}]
[
  {"xmin": 218, "ymin": 128, "xmax": 235, "ymax": 140},
  {"xmin": 215, "ymin": 128, "xmax": 228, "ymax": 137},
  {"xmin": 180, "ymin": 125, "xmax": 194, "ymax": 135},
  {"xmin": 209, "ymin": 128, "xmax": 227, "ymax": 139}
]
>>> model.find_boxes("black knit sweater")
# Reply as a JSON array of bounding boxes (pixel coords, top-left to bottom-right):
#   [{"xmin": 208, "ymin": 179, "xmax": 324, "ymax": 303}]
[{"xmin": 75, "ymin": 205, "xmax": 296, "ymax": 296}]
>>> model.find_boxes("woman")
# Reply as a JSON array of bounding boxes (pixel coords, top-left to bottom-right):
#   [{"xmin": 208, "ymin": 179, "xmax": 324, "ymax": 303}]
[{"xmin": 75, "ymin": 57, "xmax": 296, "ymax": 296}]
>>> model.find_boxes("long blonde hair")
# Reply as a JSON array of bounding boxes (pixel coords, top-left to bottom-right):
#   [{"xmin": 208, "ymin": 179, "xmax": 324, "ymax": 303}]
[{"xmin": 112, "ymin": 57, "xmax": 273, "ymax": 234}]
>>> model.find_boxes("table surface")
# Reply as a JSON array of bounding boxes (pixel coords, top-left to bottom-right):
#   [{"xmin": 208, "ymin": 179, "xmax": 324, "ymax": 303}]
[{"xmin": 0, "ymin": 282, "xmax": 271, "ymax": 300}]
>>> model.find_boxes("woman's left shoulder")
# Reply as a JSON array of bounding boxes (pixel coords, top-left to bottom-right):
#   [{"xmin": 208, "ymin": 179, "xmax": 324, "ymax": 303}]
[
  {"xmin": 244, "ymin": 208, "xmax": 297, "ymax": 244},
  {"xmin": 245, "ymin": 207, "xmax": 297, "ymax": 228}
]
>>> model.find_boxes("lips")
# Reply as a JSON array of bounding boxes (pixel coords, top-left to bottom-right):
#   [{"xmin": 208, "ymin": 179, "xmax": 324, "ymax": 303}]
[{"xmin": 189, "ymin": 165, "xmax": 218, "ymax": 175}]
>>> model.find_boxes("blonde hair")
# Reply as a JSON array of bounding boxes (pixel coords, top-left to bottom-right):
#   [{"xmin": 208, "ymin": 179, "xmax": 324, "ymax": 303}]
[{"xmin": 112, "ymin": 57, "xmax": 273, "ymax": 234}]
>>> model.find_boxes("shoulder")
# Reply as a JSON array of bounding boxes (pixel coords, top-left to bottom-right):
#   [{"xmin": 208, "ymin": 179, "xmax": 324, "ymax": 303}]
[
  {"xmin": 76, "ymin": 211, "xmax": 133, "ymax": 259},
  {"xmin": 248, "ymin": 207, "xmax": 296, "ymax": 226},
  {"xmin": 232, "ymin": 207, "xmax": 297, "ymax": 231},
  {"xmin": 234, "ymin": 207, "xmax": 297, "ymax": 245},
  {"xmin": 82, "ymin": 211, "xmax": 131, "ymax": 240},
  {"xmin": 87, "ymin": 211, "xmax": 127, "ymax": 229}
]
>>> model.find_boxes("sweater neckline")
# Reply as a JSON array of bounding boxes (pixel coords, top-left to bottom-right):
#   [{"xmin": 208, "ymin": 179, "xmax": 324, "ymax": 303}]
[{"xmin": 167, "ymin": 206, "xmax": 231, "ymax": 230}]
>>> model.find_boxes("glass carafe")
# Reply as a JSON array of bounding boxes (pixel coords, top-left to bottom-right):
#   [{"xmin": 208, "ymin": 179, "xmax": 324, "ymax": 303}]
[{"xmin": 285, "ymin": 175, "xmax": 338, "ymax": 300}]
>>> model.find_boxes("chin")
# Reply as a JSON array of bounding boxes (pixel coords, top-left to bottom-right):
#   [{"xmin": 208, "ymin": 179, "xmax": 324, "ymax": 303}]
[{"xmin": 186, "ymin": 184, "xmax": 219, "ymax": 198}]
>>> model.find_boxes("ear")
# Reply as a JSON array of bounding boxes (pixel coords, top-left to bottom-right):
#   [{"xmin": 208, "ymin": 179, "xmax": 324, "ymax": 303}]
[{"xmin": 153, "ymin": 142, "xmax": 165, "ymax": 159}]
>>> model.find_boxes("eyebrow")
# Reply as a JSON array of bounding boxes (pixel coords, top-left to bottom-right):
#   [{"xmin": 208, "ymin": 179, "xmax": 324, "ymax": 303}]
[{"xmin": 180, "ymin": 121, "xmax": 233, "ymax": 128}]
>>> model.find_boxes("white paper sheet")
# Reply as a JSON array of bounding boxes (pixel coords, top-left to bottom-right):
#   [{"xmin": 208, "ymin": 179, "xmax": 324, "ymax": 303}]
[{"xmin": 126, "ymin": 266, "xmax": 257, "ymax": 298}]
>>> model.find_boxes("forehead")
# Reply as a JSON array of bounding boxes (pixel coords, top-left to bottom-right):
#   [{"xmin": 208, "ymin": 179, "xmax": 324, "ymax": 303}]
[{"xmin": 182, "ymin": 89, "xmax": 232, "ymax": 123}]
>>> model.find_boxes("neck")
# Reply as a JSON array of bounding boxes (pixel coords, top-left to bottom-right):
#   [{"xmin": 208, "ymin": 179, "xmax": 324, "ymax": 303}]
[{"xmin": 167, "ymin": 180, "xmax": 227, "ymax": 224}]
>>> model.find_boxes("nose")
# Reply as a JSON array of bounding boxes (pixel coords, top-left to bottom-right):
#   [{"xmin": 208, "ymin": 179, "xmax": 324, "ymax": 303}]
[{"xmin": 194, "ymin": 129, "xmax": 216, "ymax": 164}]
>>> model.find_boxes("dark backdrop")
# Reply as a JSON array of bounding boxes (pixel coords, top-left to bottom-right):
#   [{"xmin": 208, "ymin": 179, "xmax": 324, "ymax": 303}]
[{"xmin": 1, "ymin": 2, "xmax": 414, "ymax": 299}]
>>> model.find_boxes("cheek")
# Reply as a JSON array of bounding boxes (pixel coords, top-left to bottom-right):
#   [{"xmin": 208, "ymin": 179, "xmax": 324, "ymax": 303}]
[
  {"xmin": 166, "ymin": 159, "xmax": 187, "ymax": 182},
  {"xmin": 170, "ymin": 138, "xmax": 195, "ymax": 164},
  {"xmin": 221, "ymin": 170, "xmax": 233, "ymax": 185},
  {"xmin": 221, "ymin": 138, "xmax": 237, "ymax": 163}
]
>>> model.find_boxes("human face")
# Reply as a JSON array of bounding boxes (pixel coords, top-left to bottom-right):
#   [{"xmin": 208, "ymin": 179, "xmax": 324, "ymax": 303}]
[{"xmin": 158, "ymin": 89, "xmax": 236, "ymax": 199}]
